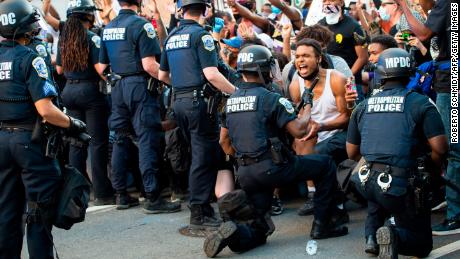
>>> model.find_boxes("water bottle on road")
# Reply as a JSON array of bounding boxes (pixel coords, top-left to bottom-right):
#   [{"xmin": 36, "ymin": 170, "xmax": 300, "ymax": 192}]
[{"xmin": 306, "ymin": 240, "xmax": 317, "ymax": 255}]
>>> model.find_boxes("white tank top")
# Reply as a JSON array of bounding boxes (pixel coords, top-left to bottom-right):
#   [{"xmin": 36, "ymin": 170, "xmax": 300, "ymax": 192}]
[{"xmin": 298, "ymin": 69, "xmax": 342, "ymax": 143}]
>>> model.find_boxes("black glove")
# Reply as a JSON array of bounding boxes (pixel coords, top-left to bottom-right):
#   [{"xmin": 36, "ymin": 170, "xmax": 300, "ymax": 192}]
[
  {"xmin": 301, "ymin": 88, "xmax": 314, "ymax": 108},
  {"xmin": 67, "ymin": 116, "xmax": 86, "ymax": 136}
]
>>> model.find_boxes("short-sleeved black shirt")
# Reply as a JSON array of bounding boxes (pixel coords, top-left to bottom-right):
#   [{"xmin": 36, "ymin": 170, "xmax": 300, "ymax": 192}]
[
  {"xmin": 425, "ymin": 0, "xmax": 451, "ymax": 62},
  {"xmin": 160, "ymin": 19, "xmax": 218, "ymax": 89},
  {"xmin": 319, "ymin": 15, "xmax": 366, "ymax": 71}
]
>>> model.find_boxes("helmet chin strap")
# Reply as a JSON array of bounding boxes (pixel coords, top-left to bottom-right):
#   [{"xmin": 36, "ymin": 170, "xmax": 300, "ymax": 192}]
[{"xmin": 256, "ymin": 64, "xmax": 271, "ymax": 89}]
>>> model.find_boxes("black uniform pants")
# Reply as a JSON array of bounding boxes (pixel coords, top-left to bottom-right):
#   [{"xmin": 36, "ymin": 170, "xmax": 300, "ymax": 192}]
[
  {"xmin": 109, "ymin": 76, "xmax": 162, "ymax": 194},
  {"xmin": 227, "ymin": 154, "xmax": 337, "ymax": 252},
  {"xmin": 173, "ymin": 96, "xmax": 219, "ymax": 205},
  {"xmin": 62, "ymin": 81, "xmax": 113, "ymax": 199},
  {"xmin": 0, "ymin": 130, "xmax": 61, "ymax": 259},
  {"xmin": 358, "ymin": 172, "xmax": 432, "ymax": 258}
]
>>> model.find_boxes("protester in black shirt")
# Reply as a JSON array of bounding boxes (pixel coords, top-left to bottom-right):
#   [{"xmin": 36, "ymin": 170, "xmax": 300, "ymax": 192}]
[{"xmin": 319, "ymin": 0, "xmax": 368, "ymax": 100}]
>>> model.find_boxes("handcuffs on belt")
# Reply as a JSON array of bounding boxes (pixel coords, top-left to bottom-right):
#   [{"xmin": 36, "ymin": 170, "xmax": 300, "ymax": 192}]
[{"xmin": 358, "ymin": 163, "xmax": 393, "ymax": 192}]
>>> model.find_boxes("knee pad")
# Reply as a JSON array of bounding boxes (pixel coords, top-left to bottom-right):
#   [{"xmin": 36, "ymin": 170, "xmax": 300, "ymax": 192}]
[{"xmin": 218, "ymin": 190, "xmax": 255, "ymax": 222}]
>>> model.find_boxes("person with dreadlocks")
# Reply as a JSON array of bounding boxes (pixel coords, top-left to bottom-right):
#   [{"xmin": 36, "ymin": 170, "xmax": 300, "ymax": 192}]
[{"xmin": 56, "ymin": 0, "xmax": 114, "ymax": 206}]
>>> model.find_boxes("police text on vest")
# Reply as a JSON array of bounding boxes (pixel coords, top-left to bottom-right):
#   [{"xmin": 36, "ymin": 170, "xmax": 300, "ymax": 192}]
[
  {"xmin": 166, "ymin": 34, "xmax": 190, "ymax": 50},
  {"xmin": 0, "ymin": 62, "xmax": 12, "ymax": 80},
  {"xmin": 367, "ymin": 96, "xmax": 404, "ymax": 113},
  {"xmin": 226, "ymin": 96, "xmax": 258, "ymax": 113},
  {"xmin": 103, "ymin": 28, "xmax": 126, "ymax": 41}
]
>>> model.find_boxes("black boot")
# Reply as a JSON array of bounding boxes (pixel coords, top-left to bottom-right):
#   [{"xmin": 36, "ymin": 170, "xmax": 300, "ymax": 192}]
[
  {"xmin": 310, "ymin": 220, "xmax": 348, "ymax": 239},
  {"xmin": 115, "ymin": 191, "xmax": 139, "ymax": 210},
  {"xmin": 376, "ymin": 226, "xmax": 397, "ymax": 259},
  {"xmin": 331, "ymin": 208, "xmax": 350, "ymax": 226},
  {"xmin": 143, "ymin": 192, "xmax": 181, "ymax": 214},
  {"xmin": 203, "ymin": 221, "xmax": 238, "ymax": 258},
  {"xmin": 190, "ymin": 204, "xmax": 221, "ymax": 230},
  {"xmin": 365, "ymin": 235, "xmax": 379, "ymax": 255}
]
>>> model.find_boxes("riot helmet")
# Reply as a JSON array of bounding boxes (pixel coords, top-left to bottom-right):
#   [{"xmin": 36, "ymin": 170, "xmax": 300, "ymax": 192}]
[
  {"xmin": 180, "ymin": 0, "xmax": 211, "ymax": 8},
  {"xmin": 0, "ymin": 0, "xmax": 40, "ymax": 39},
  {"xmin": 374, "ymin": 48, "xmax": 414, "ymax": 84},
  {"xmin": 118, "ymin": 0, "xmax": 142, "ymax": 7},
  {"xmin": 67, "ymin": 0, "xmax": 101, "ymax": 18},
  {"xmin": 237, "ymin": 45, "xmax": 276, "ymax": 85}
]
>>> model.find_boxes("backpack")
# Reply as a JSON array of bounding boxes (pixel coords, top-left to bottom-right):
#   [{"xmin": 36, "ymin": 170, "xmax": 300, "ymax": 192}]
[
  {"xmin": 53, "ymin": 165, "xmax": 91, "ymax": 230},
  {"xmin": 407, "ymin": 60, "xmax": 451, "ymax": 101},
  {"xmin": 165, "ymin": 127, "xmax": 191, "ymax": 173}
]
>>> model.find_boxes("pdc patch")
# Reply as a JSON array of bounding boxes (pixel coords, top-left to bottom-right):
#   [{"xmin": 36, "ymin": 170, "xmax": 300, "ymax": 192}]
[
  {"xmin": 102, "ymin": 28, "xmax": 126, "ymax": 41},
  {"xmin": 0, "ymin": 61, "xmax": 13, "ymax": 81},
  {"xmin": 367, "ymin": 96, "xmax": 405, "ymax": 113},
  {"xmin": 36, "ymin": 44, "xmax": 48, "ymax": 57},
  {"xmin": 32, "ymin": 57, "xmax": 49, "ymax": 79},
  {"xmin": 144, "ymin": 23, "xmax": 156, "ymax": 39},
  {"xmin": 92, "ymin": 35, "xmax": 101, "ymax": 48},
  {"xmin": 279, "ymin": 97, "xmax": 295, "ymax": 114},
  {"xmin": 165, "ymin": 34, "xmax": 191, "ymax": 51},
  {"xmin": 226, "ymin": 96, "xmax": 258, "ymax": 113},
  {"xmin": 202, "ymin": 35, "xmax": 215, "ymax": 51}
]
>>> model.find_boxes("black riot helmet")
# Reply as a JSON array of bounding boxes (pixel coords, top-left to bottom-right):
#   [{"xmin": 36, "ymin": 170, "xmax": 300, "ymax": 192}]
[
  {"xmin": 237, "ymin": 45, "xmax": 276, "ymax": 85},
  {"xmin": 374, "ymin": 48, "xmax": 414, "ymax": 81},
  {"xmin": 0, "ymin": 0, "xmax": 40, "ymax": 39},
  {"xmin": 118, "ymin": 0, "xmax": 142, "ymax": 7},
  {"xmin": 67, "ymin": 0, "xmax": 101, "ymax": 18},
  {"xmin": 181, "ymin": 0, "xmax": 211, "ymax": 8}
]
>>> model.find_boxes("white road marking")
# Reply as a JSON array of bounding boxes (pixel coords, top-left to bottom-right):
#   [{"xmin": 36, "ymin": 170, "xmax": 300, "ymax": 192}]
[
  {"xmin": 86, "ymin": 205, "xmax": 116, "ymax": 213},
  {"xmin": 427, "ymin": 240, "xmax": 460, "ymax": 258}
]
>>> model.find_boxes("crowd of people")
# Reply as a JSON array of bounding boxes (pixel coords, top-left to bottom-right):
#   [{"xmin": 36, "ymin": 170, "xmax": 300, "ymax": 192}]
[{"xmin": 0, "ymin": 0, "xmax": 457, "ymax": 258}]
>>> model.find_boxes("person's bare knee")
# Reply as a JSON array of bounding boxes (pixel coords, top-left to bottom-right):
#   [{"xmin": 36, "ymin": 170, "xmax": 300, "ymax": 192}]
[{"xmin": 215, "ymin": 170, "xmax": 234, "ymax": 199}]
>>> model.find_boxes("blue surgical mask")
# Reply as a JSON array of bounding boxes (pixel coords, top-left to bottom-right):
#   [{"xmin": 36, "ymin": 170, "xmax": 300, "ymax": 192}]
[{"xmin": 378, "ymin": 7, "xmax": 391, "ymax": 21}]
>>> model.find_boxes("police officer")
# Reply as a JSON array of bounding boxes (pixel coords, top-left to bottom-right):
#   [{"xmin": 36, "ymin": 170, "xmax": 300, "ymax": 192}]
[
  {"xmin": 0, "ymin": 0, "xmax": 87, "ymax": 258},
  {"xmin": 346, "ymin": 48, "xmax": 448, "ymax": 258},
  {"xmin": 159, "ymin": 0, "xmax": 236, "ymax": 230},
  {"xmin": 56, "ymin": 0, "xmax": 114, "ymax": 206},
  {"xmin": 203, "ymin": 45, "xmax": 348, "ymax": 258},
  {"xmin": 98, "ymin": 0, "xmax": 180, "ymax": 213}
]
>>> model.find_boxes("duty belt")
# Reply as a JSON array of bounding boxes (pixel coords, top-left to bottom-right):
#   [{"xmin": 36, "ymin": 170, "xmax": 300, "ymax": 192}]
[
  {"xmin": 174, "ymin": 88, "xmax": 205, "ymax": 100},
  {"xmin": 236, "ymin": 152, "xmax": 272, "ymax": 167},
  {"xmin": 0, "ymin": 122, "xmax": 35, "ymax": 131},
  {"xmin": 358, "ymin": 162, "xmax": 411, "ymax": 193},
  {"xmin": 68, "ymin": 79, "xmax": 97, "ymax": 84}
]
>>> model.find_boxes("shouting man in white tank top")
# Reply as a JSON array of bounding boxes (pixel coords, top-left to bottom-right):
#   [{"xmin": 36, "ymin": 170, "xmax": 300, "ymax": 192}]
[{"xmin": 289, "ymin": 39, "xmax": 351, "ymax": 217}]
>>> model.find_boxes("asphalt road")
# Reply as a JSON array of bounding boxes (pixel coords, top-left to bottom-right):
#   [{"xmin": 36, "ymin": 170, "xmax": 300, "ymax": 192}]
[{"xmin": 21, "ymin": 198, "xmax": 460, "ymax": 259}]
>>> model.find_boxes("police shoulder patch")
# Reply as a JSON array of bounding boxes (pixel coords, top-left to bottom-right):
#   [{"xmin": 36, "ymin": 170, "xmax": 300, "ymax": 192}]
[
  {"xmin": 32, "ymin": 57, "xmax": 49, "ymax": 79},
  {"xmin": 144, "ymin": 23, "xmax": 157, "ymax": 39},
  {"xmin": 279, "ymin": 97, "xmax": 295, "ymax": 114},
  {"xmin": 201, "ymin": 35, "xmax": 215, "ymax": 51},
  {"xmin": 92, "ymin": 35, "xmax": 101, "ymax": 49},
  {"xmin": 36, "ymin": 44, "xmax": 48, "ymax": 57},
  {"xmin": 43, "ymin": 81, "xmax": 57, "ymax": 96}
]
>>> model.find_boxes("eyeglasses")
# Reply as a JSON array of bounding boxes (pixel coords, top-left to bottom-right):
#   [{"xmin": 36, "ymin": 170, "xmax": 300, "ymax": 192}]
[{"xmin": 381, "ymin": 2, "xmax": 396, "ymax": 7}]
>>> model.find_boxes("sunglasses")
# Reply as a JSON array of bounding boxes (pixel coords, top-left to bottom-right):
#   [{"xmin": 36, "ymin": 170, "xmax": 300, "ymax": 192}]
[{"xmin": 381, "ymin": 2, "xmax": 396, "ymax": 7}]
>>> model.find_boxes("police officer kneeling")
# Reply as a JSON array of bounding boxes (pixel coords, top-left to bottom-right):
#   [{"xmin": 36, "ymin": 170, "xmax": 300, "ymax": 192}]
[
  {"xmin": 347, "ymin": 48, "xmax": 448, "ymax": 258},
  {"xmin": 203, "ymin": 45, "xmax": 348, "ymax": 258},
  {"xmin": 0, "ymin": 0, "xmax": 87, "ymax": 258}
]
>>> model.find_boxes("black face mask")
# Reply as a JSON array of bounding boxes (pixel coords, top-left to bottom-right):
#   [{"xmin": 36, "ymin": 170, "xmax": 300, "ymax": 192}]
[{"xmin": 298, "ymin": 63, "xmax": 320, "ymax": 81}]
